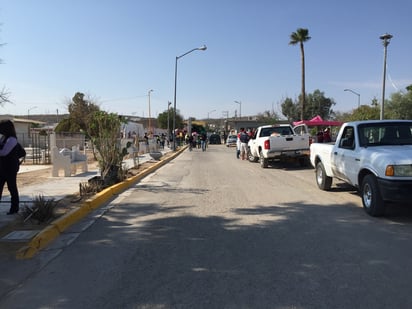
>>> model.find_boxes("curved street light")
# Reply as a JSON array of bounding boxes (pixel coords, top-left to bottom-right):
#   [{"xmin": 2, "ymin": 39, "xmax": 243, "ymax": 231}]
[
  {"xmin": 207, "ymin": 109, "xmax": 216, "ymax": 119},
  {"xmin": 173, "ymin": 45, "xmax": 207, "ymax": 150},
  {"xmin": 380, "ymin": 33, "xmax": 393, "ymax": 120},
  {"xmin": 344, "ymin": 89, "xmax": 360, "ymax": 108},
  {"xmin": 28, "ymin": 106, "xmax": 37, "ymax": 119},
  {"xmin": 234, "ymin": 100, "xmax": 242, "ymax": 118}
]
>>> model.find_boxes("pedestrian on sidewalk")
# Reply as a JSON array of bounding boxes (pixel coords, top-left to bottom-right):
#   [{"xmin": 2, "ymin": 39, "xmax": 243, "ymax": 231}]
[{"xmin": 0, "ymin": 120, "xmax": 21, "ymax": 215}]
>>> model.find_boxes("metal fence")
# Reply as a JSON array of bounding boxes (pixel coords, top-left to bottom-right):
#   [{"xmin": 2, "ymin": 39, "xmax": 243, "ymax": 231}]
[
  {"xmin": 17, "ymin": 132, "xmax": 51, "ymax": 165},
  {"xmin": 16, "ymin": 132, "xmax": 86, "ymax": 165}
]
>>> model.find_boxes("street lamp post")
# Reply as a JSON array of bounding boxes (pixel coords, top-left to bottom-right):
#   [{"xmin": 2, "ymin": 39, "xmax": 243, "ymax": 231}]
[
  {"xmin": 28, "ymin": 106, "xmax": 37, "ymax": 119},
  {"xmin": 344, "ymin": 89, "xmax": 360, "ymax": 108},
  {"xmin": 207, "ymin": 109, "xmax": 216, "ymax": 119},
  {"xmin": 207, "ymin": 109, "xmax": 216, "ymax": 131},
  {"xmin": 167, "ymin": 101, "xmax": 171, "ymax": 146},
  {"xmin": 148, "ymin": 89, "xmax": 154, "ymax": 136},
  {"xmin": 380, "ymin": 33, "xmax": 393, "ymax": 120},
  {"xmin": 173, "ymin": 45, "xmax": 207, "ymax": 151},
  {"xmin": 234, "ymin": 100, "xmax": 242, "ymax": 119}
]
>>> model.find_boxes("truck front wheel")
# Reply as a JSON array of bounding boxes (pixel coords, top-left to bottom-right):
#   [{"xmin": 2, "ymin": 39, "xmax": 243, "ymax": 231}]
[
  {"xmin": 361, "ymin": 174, "xmax": 385, "ymax": 216},
  {"xmin": 248, "ymin": 149, "xmax": 259, "ymax": 162},
  {"xmin": 316, "ymin": 161, "xmax": 332, "ymax": 190},
  {"xmin": 259, "ymin": 150, "xmax": 269, "ymax": 168}
]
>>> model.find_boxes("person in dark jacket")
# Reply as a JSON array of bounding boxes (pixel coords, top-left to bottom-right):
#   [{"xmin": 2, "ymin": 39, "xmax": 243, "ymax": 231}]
[{"xmin": 0, "ymin": 120, "xmax": 20, "ymax": 215}]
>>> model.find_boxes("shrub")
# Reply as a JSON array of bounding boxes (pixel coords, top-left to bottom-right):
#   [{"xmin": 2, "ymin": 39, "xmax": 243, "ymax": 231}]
[{"xmin": 21, "ymin": 195, "xmax": 59, "ymax": 224}]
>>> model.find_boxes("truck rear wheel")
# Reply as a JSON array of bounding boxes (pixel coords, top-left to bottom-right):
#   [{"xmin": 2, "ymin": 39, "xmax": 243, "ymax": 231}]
[
  {"xmin": 316, "ymin": 161, "xmax": 332, "ymax": 190},
  {"xmin": 361, "ymin": 174, "xmax": 385, "ymax": 216},
  {"xmin": 259, "ymin": 150, "xmax": 268, "ymax": 168}
]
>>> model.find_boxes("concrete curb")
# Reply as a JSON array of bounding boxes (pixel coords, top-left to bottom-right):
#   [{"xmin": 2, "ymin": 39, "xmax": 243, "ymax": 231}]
[{"xmin": 16, "ymin": 147, "xmax": 186, "ymax": 259}]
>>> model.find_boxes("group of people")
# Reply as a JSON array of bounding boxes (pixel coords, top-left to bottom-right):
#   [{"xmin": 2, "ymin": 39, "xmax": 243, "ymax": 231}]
[
  {"xmin": 0, "ymin": 120, "xmax": 21, "ymax": 215},
  {"xmin": 316, "ymin": 127, "xmax": 332, "ymax": 143},
  {"xmin": 186, "ymin": 132, "xmax": 207, "ymax": 151},
  {"xmin": 144, "ymin": 132, "xmax": 168, "ymax": 151}
]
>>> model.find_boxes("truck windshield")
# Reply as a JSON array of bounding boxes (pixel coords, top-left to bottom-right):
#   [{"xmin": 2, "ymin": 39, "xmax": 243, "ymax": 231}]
[
  {"xmin": 358, "ymin": 122, "xmax": 412, "ymax": 146},
  {"xmin": 260, "ymin": 127, "xmax": 292, "ymax": 137}
]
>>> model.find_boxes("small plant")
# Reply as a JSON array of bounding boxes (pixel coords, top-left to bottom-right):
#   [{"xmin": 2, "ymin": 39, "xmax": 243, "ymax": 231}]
[
  {"xmin": 79, "ymin": 180, "xmax": 103, "ymax": 196},
  {"xmin": 21, "ymin": 195, "xmax": 59, "ymax": 224}
]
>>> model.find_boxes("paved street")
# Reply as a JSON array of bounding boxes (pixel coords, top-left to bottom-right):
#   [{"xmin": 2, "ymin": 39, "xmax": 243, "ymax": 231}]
[{"xmin": 1, "ymin": 145, "xmax": 412, "ymax": 308}]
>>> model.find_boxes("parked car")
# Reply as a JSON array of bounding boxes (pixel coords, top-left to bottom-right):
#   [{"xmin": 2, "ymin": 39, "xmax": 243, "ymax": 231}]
[
  {"xmin": 226, "ymin": 135, "xmax": 238, "ymax": 147},
  {"xmin": 209, "ymin": 134, "xmax": 221, "ymax": 145}
]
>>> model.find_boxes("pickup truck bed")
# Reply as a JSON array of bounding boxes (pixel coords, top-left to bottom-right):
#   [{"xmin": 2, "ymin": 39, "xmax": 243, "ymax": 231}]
[{"xmin": 248, "ymin": 124, "xmax": 310, "ymax": 168}]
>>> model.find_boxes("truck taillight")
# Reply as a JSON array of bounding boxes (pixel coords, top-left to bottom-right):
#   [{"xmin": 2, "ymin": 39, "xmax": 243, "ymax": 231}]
[{"xmin": 264, "ymin": 139, "xmax": 270, "ymax": 150}]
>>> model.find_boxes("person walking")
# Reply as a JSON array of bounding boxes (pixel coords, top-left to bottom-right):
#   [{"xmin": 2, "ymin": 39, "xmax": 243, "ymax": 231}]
[
  {"xmin": 0, "ymin": 120, "xmax": 21, "ymax": 215},
  {"xmin": 201, "ymin": 132, "xmax": 207, "ymax": 151},
  {"xmin": 239, "ymin": 127, "xmax": 249, "ymax": 160},
  {"xmin": 236, "ymin": 131, "xmax": 241, "ymax": 159}
]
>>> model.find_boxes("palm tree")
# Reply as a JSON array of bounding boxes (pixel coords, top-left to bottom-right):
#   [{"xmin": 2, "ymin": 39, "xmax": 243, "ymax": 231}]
[{"xmin": 289, "ymin": 28, "xmax": 311, "ymax": 121}]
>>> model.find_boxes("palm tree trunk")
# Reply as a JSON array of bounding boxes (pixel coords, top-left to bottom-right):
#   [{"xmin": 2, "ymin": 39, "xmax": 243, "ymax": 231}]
[{"xmin": 300, "ymin": 42, "xmax": 306, "ymax": 121}]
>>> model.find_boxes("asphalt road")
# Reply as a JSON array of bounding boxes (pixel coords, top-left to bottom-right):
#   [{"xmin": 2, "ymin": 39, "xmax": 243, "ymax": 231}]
[{"xmin": 1, "ymin": 145, "xmax": 412, "ymax": 309}]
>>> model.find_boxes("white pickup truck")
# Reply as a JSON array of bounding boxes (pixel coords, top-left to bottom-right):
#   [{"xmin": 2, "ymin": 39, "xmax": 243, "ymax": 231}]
[
  {"xmin": 310, "ymin": 120, "xmax": 412, "ymax": 216},
  {"xmin": 247, "ymin": 123, "xmax": 310, "ymax": 168}
]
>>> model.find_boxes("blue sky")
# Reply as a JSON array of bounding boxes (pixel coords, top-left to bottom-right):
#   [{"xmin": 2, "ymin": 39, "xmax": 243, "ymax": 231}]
[{"xmin": 1, "ymin": 0, "xmax": 411, "ymax": 121}]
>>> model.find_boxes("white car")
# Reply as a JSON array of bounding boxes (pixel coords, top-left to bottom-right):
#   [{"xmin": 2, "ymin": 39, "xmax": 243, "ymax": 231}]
[{"xmin": 226, "ymin": 135, "xmax": 238, "ymax": 147}]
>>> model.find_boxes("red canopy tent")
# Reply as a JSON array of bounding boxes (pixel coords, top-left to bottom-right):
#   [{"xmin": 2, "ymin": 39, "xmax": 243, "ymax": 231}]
[{"xmin": 293, "ymin": 115, "xmax": 343, "ymax": 127}]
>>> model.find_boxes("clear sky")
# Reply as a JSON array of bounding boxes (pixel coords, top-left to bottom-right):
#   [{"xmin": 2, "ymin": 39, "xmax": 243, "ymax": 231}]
[{"xmin": 1, "ymin": 0, "xmax": 411, "ymax": 121}]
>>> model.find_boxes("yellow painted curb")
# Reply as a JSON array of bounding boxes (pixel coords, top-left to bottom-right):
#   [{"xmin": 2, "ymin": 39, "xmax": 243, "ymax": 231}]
[
  {"xmin": 16, "ymin": 225, "xmax": 60, "ymax": 259},
  {"xmin": 16, "ymin": 148, "xmax": 185, "ymax": 259},
  {"xmin": 53, "ymin": 205, "xmax": 91, "ymax": 232},
  {"xmin": 110, "ymin": 180, "xmax": 131, "ymax": 195},
  {"xmin": 85, "ymin": 187, "xmax": 114, "ymax": 210}
]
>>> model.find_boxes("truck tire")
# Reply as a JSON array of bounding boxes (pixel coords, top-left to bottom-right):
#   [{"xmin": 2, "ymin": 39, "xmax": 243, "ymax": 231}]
[
  {"xmin": 316, "ymin": 161, "xmax": 332, "ymax": 190},
  {"xmin": 259, "ymin": 150, "xmax": 268, "ymax": 168},
  {"xmin": 248, "ymin": 149, "xmax": 258, "ymax": 162},
  {"xmin": 361, "ymin": 174, "xmax": 385, "ymax": 216}
]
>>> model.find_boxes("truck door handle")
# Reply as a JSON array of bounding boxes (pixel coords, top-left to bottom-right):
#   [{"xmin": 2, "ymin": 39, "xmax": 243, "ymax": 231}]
[{"xmin": 334, "ymin": 152, "xmax": 338, "ymax": 155}]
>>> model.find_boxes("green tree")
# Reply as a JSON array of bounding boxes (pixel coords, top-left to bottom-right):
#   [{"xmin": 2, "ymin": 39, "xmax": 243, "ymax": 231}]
[
  {"xmin": 280, "ymin": 97, "xmax": 298, "ymax": 123},
  {"xmin": 157, "ymin": 107, "xmax": 184, "ymax": 130},
  {"xmin": 385, "ymin": 86, "xmax": 412, "ymax": 119},
  {"xmin": 281, "ymin": 90, "xmax": 335, "ymax": 122},
  {"xmin": 88, "ymin": 111, "xmax": 127, "ymax": 186},
  {"xmin": 289, "ymin": 28, "xmax": 311, "ymax": 121},
  {"xmin": 306, "ymin": 90, "xmax": 336, "ymax": 119},
  {"xmin": 55, "ymin": 92, "xmax": 100, "ymax": 133},
  {"xmin": 346, "ymin": 105, "xmax": 380, "ymax": 121}
]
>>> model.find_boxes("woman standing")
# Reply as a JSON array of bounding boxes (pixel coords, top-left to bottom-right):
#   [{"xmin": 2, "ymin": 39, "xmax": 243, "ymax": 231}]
[{"xmin": 0, "ymin": 120, "xmax": 20, "ymax": 215}]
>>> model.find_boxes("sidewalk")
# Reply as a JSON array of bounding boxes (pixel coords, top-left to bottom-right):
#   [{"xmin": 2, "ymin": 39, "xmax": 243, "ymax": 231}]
[{"xmin": 0, "ymin": 148, "xmax": 172, "ymax": 238}]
